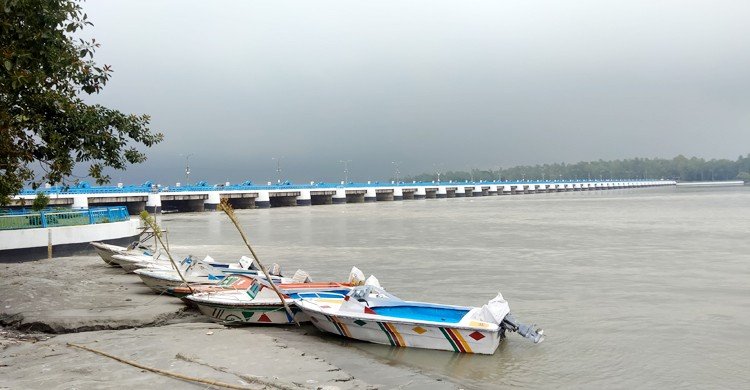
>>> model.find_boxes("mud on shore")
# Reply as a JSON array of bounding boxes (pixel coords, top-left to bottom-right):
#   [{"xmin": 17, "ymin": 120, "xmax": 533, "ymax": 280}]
[{"xmin": 0, "ymin": 256, "xmax": 458, "ymax": 389}]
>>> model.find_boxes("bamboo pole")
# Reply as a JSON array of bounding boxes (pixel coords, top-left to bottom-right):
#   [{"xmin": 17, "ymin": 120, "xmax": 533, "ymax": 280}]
[
  {"xmin": 218, "ymin": 199, "xmax": 298, "ymax": 325},
  {"xmin": 139, "ymin": 211, "xmax": 194, "ymax": 295},
  {"xmin": 47, "ymin": 229, "xmax": 52, "ymax": 259}
]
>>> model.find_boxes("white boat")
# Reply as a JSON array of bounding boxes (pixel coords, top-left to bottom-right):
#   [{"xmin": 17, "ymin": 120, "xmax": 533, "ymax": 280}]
[
  {"xmin": 90, "ymin": 229, "xmax": 165, "ymax": 266},
  {"xmin": 111, "ymin": 253, "xmax": 184, "ymax": 273},
  {"xmin": 133, "ymin": 258, "xmax": 284, "ymax": 295},
  {"xmin": 112, "ymin": 253, "xmax": 254, "ymax": 274},
  {"xmin": 294, "ymin": 285, "xmax": 543, "ymax": 354},
  {"xmin": 185, "ymin": 269, "xmax": 356, "ymax": 325},
  {"xmin": 90, "ymin": 241, "xmax": 157, "ymax": 266}
]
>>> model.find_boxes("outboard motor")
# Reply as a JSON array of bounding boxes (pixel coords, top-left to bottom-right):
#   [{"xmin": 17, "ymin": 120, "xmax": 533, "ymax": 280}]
[
  {"xmin": 501, "ymin": 313, "xmax": 545, "ymax": 344},
  {"xmin": 476, "ymin": 292, "xmax": 545, "ymax": 344}
]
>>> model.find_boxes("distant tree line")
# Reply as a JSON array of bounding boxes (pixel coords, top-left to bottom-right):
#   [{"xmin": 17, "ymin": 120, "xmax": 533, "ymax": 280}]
[{"xmin": 404, "ymin": 155, "xmax": 750, "ymax": 183}]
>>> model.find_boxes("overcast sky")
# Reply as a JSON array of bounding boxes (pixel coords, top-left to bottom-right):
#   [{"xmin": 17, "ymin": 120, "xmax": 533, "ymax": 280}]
[{"xmin": 80, "ymin": 0, "xmax": 750, "ymax": 185}]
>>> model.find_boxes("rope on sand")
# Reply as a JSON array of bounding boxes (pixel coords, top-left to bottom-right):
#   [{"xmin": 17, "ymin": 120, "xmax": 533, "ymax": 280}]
[{"xmin": 66, "ymin": 342, "xmax": 286, "ymax": 389}]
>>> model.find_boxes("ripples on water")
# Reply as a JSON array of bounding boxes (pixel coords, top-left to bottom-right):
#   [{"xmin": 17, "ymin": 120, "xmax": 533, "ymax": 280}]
[{"xmin": 160, "ymin": 186, "xmax": 750, "ymax": 389}]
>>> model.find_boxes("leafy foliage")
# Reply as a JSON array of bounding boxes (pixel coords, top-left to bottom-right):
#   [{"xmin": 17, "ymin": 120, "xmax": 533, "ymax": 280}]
[
  {"xmin": 405, "ymin": 154, "xmax": 750, "ymax": 183},
  {"xmin": 0, "ymin": 0, "xmax": 163, "ymax": 204},
  {"xmin": 30, "ymin": 191, "xmax": 49, "ymax": 211}
]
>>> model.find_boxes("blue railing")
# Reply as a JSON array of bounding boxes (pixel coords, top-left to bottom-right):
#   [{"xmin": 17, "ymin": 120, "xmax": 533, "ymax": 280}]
[
  {"xmin": 0, "ymin": 206, "xmax": 130, "ymax": 230},
  {"xmin": 17, "ymin": 178, "xmax": 663, "ymax": 195}
]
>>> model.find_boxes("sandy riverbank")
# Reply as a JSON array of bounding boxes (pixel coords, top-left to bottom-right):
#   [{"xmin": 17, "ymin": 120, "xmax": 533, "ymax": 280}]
[{"xmin": 0, "ymin": 256, "xmax": 459, "ymax": 389}]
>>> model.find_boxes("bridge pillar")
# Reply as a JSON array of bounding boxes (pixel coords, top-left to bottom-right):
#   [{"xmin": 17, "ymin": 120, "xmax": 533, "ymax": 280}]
[
  {"xmin": 415, "ymin": 187, "xmax": 427, "ymax": 199},
  {"xmin": 473, "ymin": 185, "xmax": 483, "ymax": 197},
  {"xmin": 297, "ymin": 190, "xmax": 311, "ymax": 206},
  {"xmin": 489, "ymin": 185, "xmax": 498, "ymax": 195},
  {"xmin": 226, "ymin": 196, "xmax": 256, "ymax": 209},
  {"xmin": 72, "ymin": 195, "xmax": 88, "ymax": 210},
  {"xmin": 393, "ymin": 187, "xmax": 403, "ymax": 201},
  {"xmin": 365, "ymin": 188, "xmax": 376, "ymax": 202},
  {"xmin": 256, "ymin": 191, "xmax": 270, "ymax": 208},
  {"xmin": 455, "ymin": 186, "xmax": 465, "ymax": 197},
  {"xmin": 204, "ymin": 192, "xmax": 221, "ymax": 211},
  {"xmin": 146, "ymin": 194, "xmax": 161, "ymax": 214},
  {"xmin": 311, "ymin": 191, "xmax": 334, "ymax": 205},
  {"xmin": 345, "ymin": 191, "xmax": 365, "ymax": 203},
  {"xmin": 376, "ymin": 189, "xmax": 394, "ymax": 201},
  {"xmin": 269, "ymin": 191, "xmax": 299, "ymax": 207},
  {"xmin": 436, "ymin": 186, "xmax": 447, "ymax": 198}
]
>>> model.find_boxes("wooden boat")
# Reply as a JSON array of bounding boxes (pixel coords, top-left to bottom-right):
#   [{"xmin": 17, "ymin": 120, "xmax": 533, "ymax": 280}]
[
  {"xmin": 184, "ymin": 273, "xmax": 353, "ymax": 325},
  {"xmin": 294, "ymin": 285, "xmax": 544, "ymax": 354}
]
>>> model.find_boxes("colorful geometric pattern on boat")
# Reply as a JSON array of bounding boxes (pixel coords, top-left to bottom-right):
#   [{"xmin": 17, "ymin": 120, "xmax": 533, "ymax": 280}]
[
  {"xmin": 325, "ymin": 315, "xmax": 351, "ymax": 337},
  {"xmin": 377, "ymin": 322, "xmax": 405, "ymax": 347},
  {"xmin": 439, "ymin": 327, "xmax": 473, "ymax": 353}
]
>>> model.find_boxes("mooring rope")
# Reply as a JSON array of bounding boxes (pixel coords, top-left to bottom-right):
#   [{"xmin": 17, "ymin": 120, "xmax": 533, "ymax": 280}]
[{"xmin": 66, "ymin": 342, "xmax": 288, "ymax": 390}]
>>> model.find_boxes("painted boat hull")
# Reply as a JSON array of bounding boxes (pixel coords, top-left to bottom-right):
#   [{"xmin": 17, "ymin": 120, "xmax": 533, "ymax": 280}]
[
  {"xmin": 304, "ymin": 311, "xmax": 502, "ymax": 354},
  {"xmin": 192, "ymin": 301, "xmax": 309, "ymax": 325}
]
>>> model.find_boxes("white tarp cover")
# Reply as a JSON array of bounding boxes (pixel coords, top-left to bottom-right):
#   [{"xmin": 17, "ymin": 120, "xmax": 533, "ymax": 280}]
[
  {"xmin": 364, "ymin": 275, "xmax": 380, "ymax": 288},
  {"xmin": 472, "ymin": 292, "xmax": 511, "ymax": 325},
  {"xmin": 268, "ymin": 263, "xmax": 282, "ymax": 276},
  {"xmin": 239, "ymin": 256, "xmax": 254, "ymax": 270},
  {"xmin": 292, "ymin": 269, "xmax": 312, "ymax": 283},
  {"xmin": 348, "ymin": 266, "xmax": 365, "ymax": 285}
]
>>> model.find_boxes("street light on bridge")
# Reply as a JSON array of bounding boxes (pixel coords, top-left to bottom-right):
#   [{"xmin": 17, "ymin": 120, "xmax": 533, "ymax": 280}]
[
  {"xmin": 179, "ymin": 153, "xmax": 194, "ymax": 186},
  {"xmin": 339, "ymin": 160, "xmax": 352, "ymax": 183},
  {"xmin": 272, "ymin": 157, "xmax": 283, "ymax": 184}
]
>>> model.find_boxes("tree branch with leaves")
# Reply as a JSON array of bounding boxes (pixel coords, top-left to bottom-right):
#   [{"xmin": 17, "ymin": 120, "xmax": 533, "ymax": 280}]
[{"xmin": 0, "ymin": 0, "xmax": 163, "ymax": 204}]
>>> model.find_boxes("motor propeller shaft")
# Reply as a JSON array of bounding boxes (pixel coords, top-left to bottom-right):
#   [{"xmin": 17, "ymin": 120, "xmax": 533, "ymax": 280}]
[{"xmin": 502, "ymin": 313, "xmax": 545, "ymax": 344}]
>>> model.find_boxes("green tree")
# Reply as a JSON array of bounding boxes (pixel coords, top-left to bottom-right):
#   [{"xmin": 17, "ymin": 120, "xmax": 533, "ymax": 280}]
[
  {"xmin": 30, "ymin": 191, "xmax": 49, "ymax": 211},
  {"xmin": 0, "ymin": 0, "xmax": 163, "ymax": 204}
]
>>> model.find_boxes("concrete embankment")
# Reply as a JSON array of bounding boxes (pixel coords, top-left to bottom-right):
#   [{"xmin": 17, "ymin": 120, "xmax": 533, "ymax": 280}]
[{"xmin": 0, "ymin": 256, "xmax": 458, "ymax": 389}]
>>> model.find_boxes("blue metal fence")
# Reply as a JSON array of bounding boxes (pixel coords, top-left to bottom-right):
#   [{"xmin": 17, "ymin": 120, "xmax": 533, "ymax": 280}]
[
  {"xmin": 17, "ymin": 178, "xmax": 660, "ymax": 196},
  {"xmin": 0, "ymin": 206, "xmax": 130, "ymax": 230}
]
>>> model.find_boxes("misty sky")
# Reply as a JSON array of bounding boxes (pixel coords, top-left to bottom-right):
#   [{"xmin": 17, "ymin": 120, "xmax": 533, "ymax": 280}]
[{"xmin": 79, "ymin": 0, "xmax": 750, "ymax": 185}]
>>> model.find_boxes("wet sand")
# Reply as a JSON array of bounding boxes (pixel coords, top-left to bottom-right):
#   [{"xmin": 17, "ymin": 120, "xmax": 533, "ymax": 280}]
[{"xmin": 0, "ymin": 256, "xmax": 458, "ymax": 389}]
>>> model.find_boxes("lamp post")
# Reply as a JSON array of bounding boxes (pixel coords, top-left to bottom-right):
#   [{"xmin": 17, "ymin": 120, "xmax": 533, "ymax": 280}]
[
  {"xmin": 338, "ymin": 160, "xmax": 351, "ymax": 183},
  {"xmin": 391, "ymin": 161, "xmax": 401, "ymax": 183},
  {"xmin": 433, "ymin": 163, "xmax": 443, "ymax": 183},
  {"xmin": 182, "ymin": 153, "xmax": 194, "ymax": 186},
  {"xmin": 272, "ymin": 157, "xmax": 282, "ymax": 184}
]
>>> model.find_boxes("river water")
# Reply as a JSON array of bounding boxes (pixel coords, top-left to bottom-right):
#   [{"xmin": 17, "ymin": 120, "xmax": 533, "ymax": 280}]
[{"xmin": 159, "ymin": 186, "xmax": 749, "ymax": 389}]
